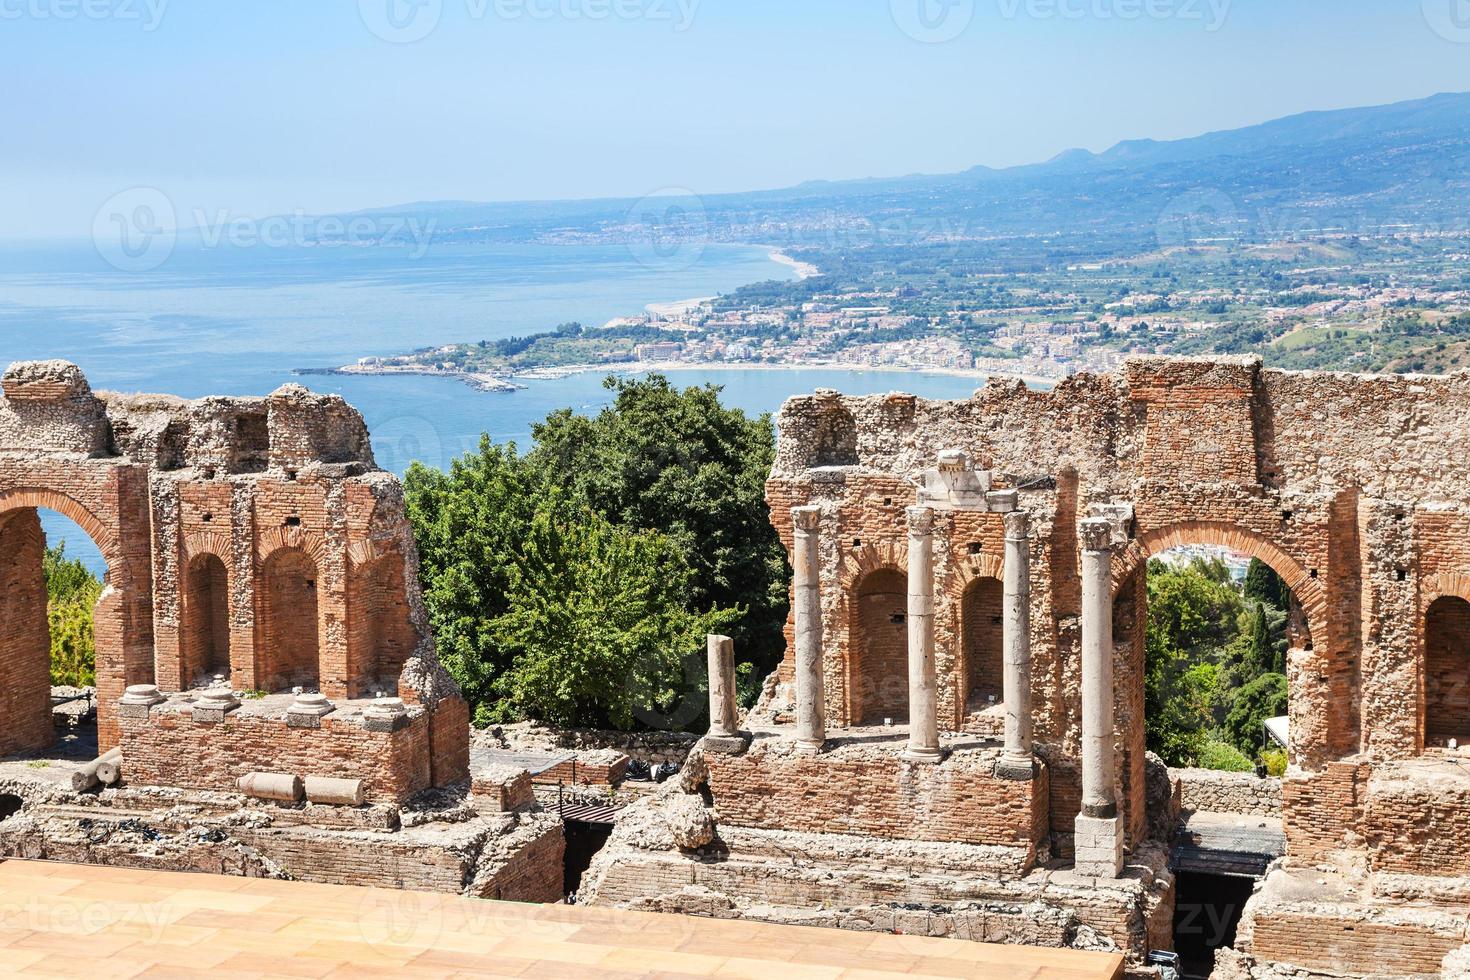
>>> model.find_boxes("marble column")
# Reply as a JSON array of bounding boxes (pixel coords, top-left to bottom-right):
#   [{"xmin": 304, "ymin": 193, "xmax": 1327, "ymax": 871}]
[
  {"xmin": 707, "ymin": 634, "xmax": 737, "ymax": 737},
  {"xmin": 705, "ymin": 633, "xmax": 749, "ymax": 754},
  {"xmin": 1076, "ymin": 516, "xmax": 1123, "ymax": 877},
  {"xmin": 903, "ymin": 506, "xmax": 942, "ymax": 763},
  {"xmin": 997, "ymin": 509, "xmax": 1034, "ymax": 778},
  {"xmin": 792, "ymin": 505, "xmax": 826, "ymax": 754}
]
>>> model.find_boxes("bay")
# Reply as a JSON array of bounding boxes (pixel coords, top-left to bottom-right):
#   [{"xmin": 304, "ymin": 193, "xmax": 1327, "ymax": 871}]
[{"xmin": 0, "ymin": 239, "xmax": 991, "ymax": 572}]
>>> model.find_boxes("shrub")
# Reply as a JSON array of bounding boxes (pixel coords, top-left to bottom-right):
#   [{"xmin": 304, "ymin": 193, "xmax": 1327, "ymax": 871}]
[
  {"xmin": 1196, "ymin": 739, "xmax": 1254, "ymax": 773},
  {"xmin": 1259, "ymin": 747, "xmax": 1288, "ymax": 776}
]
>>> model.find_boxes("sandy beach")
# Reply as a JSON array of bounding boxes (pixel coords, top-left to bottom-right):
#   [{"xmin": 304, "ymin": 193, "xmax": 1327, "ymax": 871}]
[{"xmin": 636, "ymin": 248, "xmax": 818, "ymax": 323}]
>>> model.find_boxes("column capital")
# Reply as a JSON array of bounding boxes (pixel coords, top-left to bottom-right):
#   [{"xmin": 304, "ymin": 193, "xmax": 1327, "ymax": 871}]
[
  {"xmin": 792, "ymin": 505, "xmax": 821, "ymax": 532},
  {"xmin": 1003, "ymin": 509, "xmax": 1030, "ymax": 541},
  {"xmin": 1079, "ymin": 517, "xmax": 1113, "ymax": 553},
  {"xmin": 905, "ymin": 505, "xmax": 936, "ymax": 535}
]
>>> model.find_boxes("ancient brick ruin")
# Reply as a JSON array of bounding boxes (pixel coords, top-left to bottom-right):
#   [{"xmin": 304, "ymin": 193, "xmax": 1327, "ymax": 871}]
[
  {"xmin": 583, "ymin": 357, "xmax": 1470, "ymax": 979},
  {"xmin": 0, "ymin": 361, "xmax": 562, "ymax": 900}
]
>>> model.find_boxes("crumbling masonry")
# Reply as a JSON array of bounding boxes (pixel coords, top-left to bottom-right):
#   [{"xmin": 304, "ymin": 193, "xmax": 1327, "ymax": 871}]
[
  {"xmin": 0, "ymin": 361, "xmax": 562, "ymax": 900},
  {"xmin": 581, "ymin": 357, "xmax": 1470, "ymax": 978}
]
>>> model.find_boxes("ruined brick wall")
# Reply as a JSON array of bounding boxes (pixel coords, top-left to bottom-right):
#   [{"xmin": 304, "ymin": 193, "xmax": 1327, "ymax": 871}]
[
  {"xmin": 765, "ymin": 356, "xmax": 1470, "ymax": 878},
  {"xmin": 120, "ymin": 706, "xmax": 433, "ymax": 802},
  {"xmin": 706, "ymin": 740, "xmax": 1047, "ymax": 859},
  {"xmin": 0, "ymin": 360, "xmax": 467, "ymax": 795}
]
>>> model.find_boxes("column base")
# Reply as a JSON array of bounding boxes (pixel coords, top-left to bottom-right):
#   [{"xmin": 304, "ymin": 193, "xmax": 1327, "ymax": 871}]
[
  {"xmin": 901, "ymin": 746, "xmax": 945, "ymax": 765},
  {"xmin": 1073, "ymin": 814, "xmax": 1124, "ymax": 878},
  {"xmin": 704, "ymin": 732, "xmax": 752, "ymax": 755},
  {"xmin": 793, "ymin": 738, "xmax": 826, "ymax": 756},
  {"xmin": 993, "ymin": 755, "xmax": 1036, "ymax": 781}
]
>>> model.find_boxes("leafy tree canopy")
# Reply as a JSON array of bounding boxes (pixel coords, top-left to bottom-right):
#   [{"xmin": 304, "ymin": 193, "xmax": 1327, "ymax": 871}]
[
  {"xmin": 406, "ymin": 375, "xmax": 780, "ymax": 731},
  {"xmin": 44, "ymin": 543, "xmax": 102, "ymax": 687}
]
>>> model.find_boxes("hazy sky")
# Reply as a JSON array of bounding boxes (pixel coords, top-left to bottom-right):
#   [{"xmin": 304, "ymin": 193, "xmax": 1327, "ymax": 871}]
[{"xmin": 2, "ymin": 0, "xmax": 1468, "ymax": 238}]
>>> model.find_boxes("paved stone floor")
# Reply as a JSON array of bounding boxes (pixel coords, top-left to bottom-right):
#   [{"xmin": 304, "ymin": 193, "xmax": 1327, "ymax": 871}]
[{"xmin": 0, "ymin": 859, "xmax": 1124, "ymax": 979}]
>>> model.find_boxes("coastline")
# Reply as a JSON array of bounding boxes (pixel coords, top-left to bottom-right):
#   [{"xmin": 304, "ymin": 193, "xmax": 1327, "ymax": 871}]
[
  {"xmin": 764, "ymin": 247, "xmax": 820, "ymax": 280},
  {"xmin": 300, "ymin": 246, "xmax": 1067, "ymax": 396},
  {"xmin": 514, "ymin": 358, "xmax": 1058, "ymax": 390},
  {"xmin": 299, "ymin": 358, "xmax": 1056, "ymax": 394},
  {"xmin": 639, "ymin": 247, "xmax": 816, "ymax": 322}
]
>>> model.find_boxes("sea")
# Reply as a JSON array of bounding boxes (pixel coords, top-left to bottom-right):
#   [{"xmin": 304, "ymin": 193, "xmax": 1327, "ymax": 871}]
[{"xmin": 0, "ymin": 238, "xmax": 990, "ymax": 572}]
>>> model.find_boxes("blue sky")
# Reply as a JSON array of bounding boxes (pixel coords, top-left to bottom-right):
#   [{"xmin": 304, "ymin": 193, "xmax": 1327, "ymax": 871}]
[{"xmin": 1, "ymin": 0, "xmax": 1468, "ymax": 238}]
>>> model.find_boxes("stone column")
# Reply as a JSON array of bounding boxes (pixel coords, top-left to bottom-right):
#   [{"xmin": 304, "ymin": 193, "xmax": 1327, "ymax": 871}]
[
  {"xmin": 704, "ymin": 634, "xmax": 749, "ymax": 754},
  {"xmin": 997, "ymin": 509, "xmax": 1034, "ymax": 779},
  {"xmin": 792, "ymin": 505, "xmax": 826, "ymax": 754},
  {"xmin": 707, "ymin": 634, "xmax": 737, "ymax": 737},
  {"xmin": 1077, "ymin": 517, "xmax": 1123, "ymax": 877},
  {"xmin": 903, "ymin": 506, "xmax": 942, "ymax": 763}
]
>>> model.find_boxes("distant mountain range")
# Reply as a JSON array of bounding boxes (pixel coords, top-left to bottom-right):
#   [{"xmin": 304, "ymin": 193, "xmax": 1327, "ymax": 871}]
[{"xmin": 334, "ymin": 91, "xmax": 1470, "ymax": 260}]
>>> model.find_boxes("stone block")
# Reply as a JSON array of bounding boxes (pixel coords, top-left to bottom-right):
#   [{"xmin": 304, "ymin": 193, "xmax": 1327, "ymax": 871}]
[{"xmin": 1073, "ymin": 814, "xmax": 1123, "ymax": 878}]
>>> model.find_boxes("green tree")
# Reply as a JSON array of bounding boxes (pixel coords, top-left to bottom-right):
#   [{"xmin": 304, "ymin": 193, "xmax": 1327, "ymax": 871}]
[
  {"xmin": 404, "ymin": 438, "xmax": 540, "ymax": 712},
  {"xmin": 1224, "ymin": 672, "xmax": 1288, "ymax": 755},
  {"xmin": 485, "ymin": 496, "xmax": 735, "ymax": 730},
  {"xmin": 528, "ymin": 375, "xmax": 789, "ymax": 674},
  {"xmin": 405, "ymin": 431, "xmax": 741, "ymax": 730},
  {"xmin": 1243, "ymin": 558, "xmax": 1291, "ymax": 610},
  {"xmin": 43, "ymin": 543, "xmax": 102, "ymax": 687},
  {"xmin": 1144, "ymin": 558, "xmax": 1245, "ymax": 766}
]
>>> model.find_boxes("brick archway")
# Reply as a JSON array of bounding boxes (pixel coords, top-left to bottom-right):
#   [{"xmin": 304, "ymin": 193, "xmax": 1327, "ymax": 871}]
[
  {"xmin": 0, "ymin": 489, "xmax": 120, "ymax": 758},
  {"xmin": 0, "ymin": 487, "xmax": 117, "ymax": 570},
  {"xmin": 1112, "ymin": 520, "xmax": 1326, "ymax": 643}
]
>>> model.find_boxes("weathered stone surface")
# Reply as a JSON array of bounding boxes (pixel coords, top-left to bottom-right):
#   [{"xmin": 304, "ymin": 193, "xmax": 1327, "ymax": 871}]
[
  {"xmin": 665, "ymin": 794, "xmax": 715, "ymax": 850},
  {"xmin": 586, "ymin": 357, "xmax": 1470, "ymax": 977}
]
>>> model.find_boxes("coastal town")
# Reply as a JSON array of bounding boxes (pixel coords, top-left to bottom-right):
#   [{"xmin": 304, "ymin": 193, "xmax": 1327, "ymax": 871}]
[{"xmin": 314, "ymin": 236, "xmax": 1470, "ymax": 390}]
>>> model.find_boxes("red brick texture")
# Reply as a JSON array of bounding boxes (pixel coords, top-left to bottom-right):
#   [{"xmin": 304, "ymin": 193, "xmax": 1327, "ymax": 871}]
[
  {"xmin": 706, "ymin": 742, "xmax": 1048, "ymax": 864},
  {"xmin": 0, "ymin": 362, "xmax": 466, "ymax": 797}
]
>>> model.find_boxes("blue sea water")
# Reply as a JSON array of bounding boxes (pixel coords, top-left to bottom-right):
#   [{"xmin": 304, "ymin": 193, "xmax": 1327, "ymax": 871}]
[{"xmin": 0, "ymin": 238, "xmax": 987, "ymax": 572}]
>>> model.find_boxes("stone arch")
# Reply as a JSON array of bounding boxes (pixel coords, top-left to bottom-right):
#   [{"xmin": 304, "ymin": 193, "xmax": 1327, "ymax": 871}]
[
  {"xmin": 257, "ymin": 546, "xmax": 321, "ymax": 692},
  {"xmin": 1423, "ymin": 594, "xmax": 1470, "ymax": 747},
  {"xmin": 0, "ymin": 487, "xmax": 117, "ymax": 569},
  {"xmin": 346, "ymin": 551, "xmax": 418, "ymax": 698},
  {"xmin": 847, "ymin": 564, "xmax": 909, "ymax": 726},
  {"xmin": 838, "ymin": 539, "xmax": 908, "ymax": 595},
  {"xmin": 183, "ymin": 529, "xmax": 233, "ymax": 564},
  {"xmin": 0, "ymin": 489, "xmax": 120, "ymax": 757},
  {"xmin": 958, "ymin": 575, "xmax": 1005, "ymax": 709},
  {"xmin": 1113, "ymin": 520, "xmax": 1325, "ymax": 643},
  {"xmin": 180, "ymin": 552, "xmax": 231, "ymax": 686},
  {"xmin": 255, "ymin": 525, "xmax": 329, "ymax": 570},
  {"xmin": 1425, "ymin": 572, "xmax": 1470, "ymax": 607}
]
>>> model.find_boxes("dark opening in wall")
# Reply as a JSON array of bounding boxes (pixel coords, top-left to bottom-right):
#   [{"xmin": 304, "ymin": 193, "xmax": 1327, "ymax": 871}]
[
  {"xmin": 562, "ymin": 819, "xmax": 613, "ymax": 899},
  {"xmin": 0, "ymin": 794, "xmax": 22, "ymax": 822},
  {"xmin": 1173, "ymin": 871, "xmax": 1254, "ymax": 980},
  {"xmin": 233, "ymin": 412, "xmax": 270, "ymax": 473}
]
